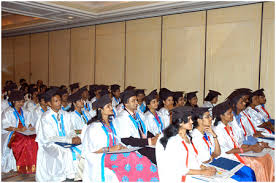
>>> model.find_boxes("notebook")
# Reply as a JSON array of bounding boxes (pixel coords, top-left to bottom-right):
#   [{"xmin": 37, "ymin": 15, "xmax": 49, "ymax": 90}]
[
  {"xmin": 55, "ymin": 142, "xmax": 79, "ymax": 148},
  {"xmin": 209, "ymin": 157, "xmax": 240, "ymax": 171}
]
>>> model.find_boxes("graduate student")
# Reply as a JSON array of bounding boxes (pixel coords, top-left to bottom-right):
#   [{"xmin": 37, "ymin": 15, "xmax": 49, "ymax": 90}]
[
  {"xmin": 144, "ymin": 89, "xmax": 165, "ymax": 136},
  {"xmin": 35, "ymin": 88, "xmax": 82, "ymax": 182},
  {"xmin": 202, "ymin": 90, "xmax": 221, "ymax": 108},
  {"xmin": 2, "ymin": 82, "xmax": 18, "ymax": 112},
  {"xmin": 185, "ymin": 91, "xmax": 199, "ymax": 108},
  {"xmin": 158, "ymin": 89, "xmax": 174, "ymax": 128},
  {"xmin": 156, "ymin": 106, "xmax": 217, "ymax": 182},
  {"xmin": 213, "ymin": 101, "xmax": 274, "ymax": 182},
  {"xmin": 136, "ymin": 89, "xmax": 146, "ymax": 113},
  {"xmin": 31, "ymin": 93, "xmax": 49, "ymax": 132},
  {"xmin": 25, "ymin": 87, "xmax": 39, "ymax": 111},
  {"xmin": 82, "ymin": 94, "xmax": 159, "ymax": 182},
  {"xmin": 79, "ymin": 86, "xmax": 95, "ymax": 118},
  {"xmin": 111, "ymin": 84, "xmax": 121, "ymax": 108},
  {"xmin": 190, "ymin": 107, "xmax": 221, "ymax": 163},
  {"xmin": 70, "ymin": 83, "xmax": 80, "ymax": 94},
  {"xmin": 58, "ymin": 89, "xmax": 71, "ymax": 112},
  {"xmin": 173, "ymin": 91, "xmax": 185, "ymax": 107},
  {"xmin": 113, "ymin": 90, "xmax": 159, "ymax": 164},
  {"xmin": 2, "ymin": 90, "xmax": 38, "ymax": 174}
]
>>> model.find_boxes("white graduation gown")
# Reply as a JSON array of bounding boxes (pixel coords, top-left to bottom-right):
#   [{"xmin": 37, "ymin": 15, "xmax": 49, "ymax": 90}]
[
  {"xmin": 255, "ymin": 104, "xmax": 270, "ymax": 122},
  {"xmin": 113, "ymin": 110, "xmax": 147, "ymax": 139},
  {"xmin": 112, "ymin": 96, "xmax": 121, "ymax": 108},
  {"xmin": 1, "ymin": 106, "xmax": 32, "ymax": 173},
  {"xmin": 35, "ymin": 108, "xmax": 81, "ymax": 182},
  {"xmin": 1, "ymin": 99, "xmax": 11, "ymax": 112},
  {"xmin": 82, "ymin": 122, "xmax": 121, "ymax": 182},
  {"xmin": 158, "ymin": 107, "xmax": 171, "ymax": 130},
  {"xmin": 190, "ymin": 129, "xmax": 215, "ymax": 163},
  {"xmin": 25, "ymin": 100, "xmax": 38, "ymax": 111},
  {"xmin": 83, "ymin": 100, "xmax": 96, "ymax": 118},
  {"xmin": 31, "ymin": 105, "xmax": 49, "ymax": 132},
  {"xmin": 156, "ymin": 134, "xmax": 202, "ymax": 182},
  {"xmin": 137, "ymin": 101, "xmax": 146, "ymax": 114},
  {"xmin": 228, "ymin": 114, "xmax": 246, "ymax": 145},
  {"xmin": 70, "ymin": 110, "xmax": 92, "ymax": 139},
  {"xmin": 115, "ymin": 103, "xmax": 124, "ymax": 115},
  {"xmin": 144, "ymin": 110, "xmax": 164, "ymax": 136}
]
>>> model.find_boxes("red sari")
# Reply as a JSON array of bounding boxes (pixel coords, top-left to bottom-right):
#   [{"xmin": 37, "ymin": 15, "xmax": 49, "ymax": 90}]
[{"xmin": 10, "ymin": 110, "xmax": 38, "ymax": 174}]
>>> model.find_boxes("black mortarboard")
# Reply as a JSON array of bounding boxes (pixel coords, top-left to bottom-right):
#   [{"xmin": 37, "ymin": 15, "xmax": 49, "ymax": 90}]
[
  {"xmin": 252, "ymin": 88, "xmax": 265, "ymax": 96},
  {"xmin": 8, "ymin": 90, "xmax": 25, "ymax": 102},
  {"xmin": 99, "ymin": 89, "xmax": 110, "ymax": 97},
  {"xmin": 38, "ymin": 93, "xmax": 47, "ymax": 102},
  {"xmin": 171, "ymin": 106, "xmax": 193, "ymax": 123},
  {"xmin": 173, "ymin": 91, "xmax": 184, "ymax": 101},
  {"xmin": 92, "ymin": 94, "xmax": 112, "ymax": 109},
  {"xmin": 44, "ymin": 88, "xmax": 60, "ymax": 102},
  {"xmin": 186, "ymin": 91, "xmax": 198, "ymax": 100},
  {"xmin": 99, "ymin": 85, "xmax": 109, "ymax": 91},
  {"xmin": 120, "ymin": 90, "xmax": 136, "ymax": 104},
  {"xmin": 124, "ymin": 86, "xmax": 136, "ymax": 91},
  {"xmin": 57, "ymin": 89, "xmax": 68, "ymax": 96},
  {"xmin": 49, "ymin": 86, "xmax": 59, "ymax": 90},
  {"xmin": 69, "ymin": 83, "xmax": 79, "ymax": 91},
  {"xmin": 89, "ymin": 84, "xmax": 100, "ymax": 92},
  {"xmin": 145, "ymin": 89, "xmax": 158, "ymax": 105},
  {"xmin": 80, "ymin": 86, "xmax": 88, "ymax": 93},
  {"xmin": 5, "ymin": 82, "xmax": 18, "ymax": 92},
  {"xmin": 111, "ymin": 84, "xmax": 120, "ymax": 92},
  {"xmin": 204, "ymin": 90, "xmax": 221, "ymax": 101},
  {"xmin": 159, "ymin": 88, "xmax": 173, "ymax": 101},
  {"xmin": 212, "ymin": 100, "xmax": 232, "ymax": 119},
  {"xmin": 28, "ymin": 87, "xmax": 38, "ymax": 95},
  {"xmin": 68, "ymin": 89, "xmax": 83, "ymax": 102},
  {"xmin": 136, "ymin": 89, "xmax": 145, "ymax": 95}
]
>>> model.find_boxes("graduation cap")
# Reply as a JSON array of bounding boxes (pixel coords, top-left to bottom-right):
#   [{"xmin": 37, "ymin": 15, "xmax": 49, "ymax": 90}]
[
  {"xmin": 99, "ymin": 89, "xmax": 110, "ymax": 97},
  {"xmin": 120, "ymin": 90, "xmax": 136, "ymax": 104},
  {"xmin": 44, "ymin": 88, "xmax": 60, "ymax": 102},
  {"xmin": 136, "ymin": 89, "xmax": 146, "ymax": 95},
  {"xmin": 80, "ymin": 86, "xmax": 88, "ymax": 93},
  {"xmin": 38, "ymin": 93, "xmax": 47, "ymax": 102},
  {"xmin": 8, "ymin": 90, "xmax": 25, "ymax": 102},
  {"xmin": 28, "ymin": 87, "xmax": 38, "ymax": 95},
  {"xmin": 204, "ymin": 90, "xmax": 221, "ymax": 101},
  {"xmin": 89, "ymin": 84, "xmax": 100, "ymax": 92},
  {"xmin": 124, "ymin": 86, "xmax": 136, "ymax": 91},
  {"xmin": 69, "ymin": 83, "xmax": 79, "ymax": 91},
  {"xmin": 159, "ymin": 88, "xmax": 173, "ymax": 101},
  {"xmin": 68, "ymin": 89, "xmax": 83, "ymax": 103},
  {"xmin": 145, "ymin": 89, "xmax": 158, "ymax": 105},
  {"xmin": 212, "ymin": 100, "xmax": 232, "ymax": 119},
  {"xmin": 252, "ymin": 88, "xmax": 265, "ymax": 96},
  {"xmin": 186, "ymin": 91, "xmax": 198, "ymax": 101},
  {"xmin": 173, "ymin": 91, "xmax": 184, "ymax": 101},
  {"xmin": 49, "ymin": 86, "xmax": 59, "ymax": 90},
  {"xmin": 99, "ymin": 85, "xmax": 109, "ymax": 91},
  {"xmin": 111, "ymin": 84, "xmax": 120, "ymax": 92},
  {"xmin": 171, "ymin": 106, "xmax": 193, "ymax": 123},
  {"xmin": 92, "ymin": 94, "xmax": 112, "ymax": 109},
  {"xmin": 4, "ymin": 82, "xmax": 18, "ymax": 92},
  {"xmin": 57, "ymin": 89, "xmax": 68, "ymax": 96}
]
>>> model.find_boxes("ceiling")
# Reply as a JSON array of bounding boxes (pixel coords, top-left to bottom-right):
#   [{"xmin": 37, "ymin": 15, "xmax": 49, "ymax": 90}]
[{"xmin": 2, "ymin": 1, "xmax": 259, "ymax": 37}]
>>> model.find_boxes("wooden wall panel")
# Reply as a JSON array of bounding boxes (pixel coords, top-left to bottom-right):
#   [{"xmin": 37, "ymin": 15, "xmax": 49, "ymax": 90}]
[
  {"xmin": 2, "ymin": 37, "xmax": 14, "ymax": 85},
  {"xmin": 30, "ymin": 32, "xmax": 49, "ymax": 85},
  {"xmin": 49, "ymin": 29, "xmax": 70, "ymax": 86},
  {"xmin": 70, "ymin": 26, "xmax": 95, "ymax": 87},
  {"xmin": 126, "ymin": 17, "xmax": 161, "ymax": 94},
  {"xmin": 95, "ymin": 22, "xmax": 125, "ymax": 87},
  {"xmin": 162, "ymin": 11, "xmax": 206, "ymax": 104},
  {"xmin": 260, "ymin": 2, "xmax": 275, "ymax": 118},
  {"xmin": 205, "ymin": 4, "xmax": 262, "ymax": 103},
  {"xmin": 14, "ymin": 35, "xmax": 30, "ymax": 84}
]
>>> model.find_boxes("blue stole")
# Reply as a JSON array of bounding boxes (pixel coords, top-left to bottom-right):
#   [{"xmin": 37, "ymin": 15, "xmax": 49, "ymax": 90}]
[
  {"xmin": 150, "ymin": 111, "xmax": 164, "ymax": 133},
  {"xmin": 84, "ymin": 102, "xmax": 91, "ymax": 112},
  {"xmin": 139, "ymin": 103, "xmax": 146, "ymax": 113},
  {"xmin": 113, "ymin": 97, "xmax": 120, "ymax": 105},
  {"xmin": 112, "ymin": 108, "xmax": 117, "ymax": 118},
  {"xmin": 203, "ymin": 133, "xmax": 212, "ymax": 156},
  {"xmin": 62, "ymin": 105, "xmax": 71, "ymax": 111},
  {"xmin": 8, "ymin": 101, "xmax": 12, "ymax": 107},
  {"xmin": 101, "ymin": 122, "xmax": 117, "ymax": 182},
  {"xmin": 128, "ymin": 112, "xmax": 147, "ymax": 136},
  {"xmin": 74, "ymin": 110, "xmax": 89, "ymax": 124},
  {"xmin": 8, "ymin": 107, "xmax": 25, "ymax": 144}
]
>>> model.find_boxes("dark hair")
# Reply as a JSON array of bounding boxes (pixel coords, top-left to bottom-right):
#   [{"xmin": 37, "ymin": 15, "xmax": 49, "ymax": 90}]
[
  {"xmin": 87, "ymin": 108, "xmax": 103, "ymax": 125},
  {"xmin": 67, "ymin": 102, "xmax": 75, "ymax": 112},
  {"xmin": 191, "ymin": 111, "xmax": 206, "ymax": 129},
  {"xmin": 19, "ymin": 78, "xmax": 26, "ymax": 83},
  {"xmin": 213, "ymin": 101, "xmax": 232, "ymax": 126}
]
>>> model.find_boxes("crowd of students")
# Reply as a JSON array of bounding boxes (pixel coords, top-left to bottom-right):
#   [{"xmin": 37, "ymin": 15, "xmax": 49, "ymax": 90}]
[{"xmin": 1, "ymin": 78, "xmax": 275, "ymax": 182}]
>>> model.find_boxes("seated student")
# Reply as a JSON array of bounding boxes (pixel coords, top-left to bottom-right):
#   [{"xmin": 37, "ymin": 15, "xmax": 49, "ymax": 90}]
[
  {"xmin": 35, "ymin": 88, "xmax": 82, "ymax": 182},
  {"xmin": 2, "ymin": 90, "xmax": 37, "ymax": 174},
  {"xmin": 25, "ymin": 87, "xmax": 39, "ymax": 111},
  {"xmin": 58, "ymin": 89, "xmax": 71, "ymax": 112},
  {"xmin": 113, "ymin": 90, "xmax": 159, "ymax": 164},
  {"xmin": 144, "ymin": 89, "xmax": 165, "ymax": 136},
  {"xmin": 70, "ymin": 83, "xmax": 79, "ymax": 95},
  {"xmin": 202, "ymin": 90, "xmax": 221, "ymax": 117},
  {"xmin": 31, "ymin": 93, "xmax": 49, "ymax": 132},
  {"xmin": 190, "ymin": 107, "xmax": 221, "ymax": 164},
  {"xmin": 213, "ymin": 101, "xmax": 274, "ymax": 182},
  {"xmin": 18, "ymin": 78, "xmax": 27, "ymax": 91},
  {"xmin": 136, "ymin": 89, "xmax": 146, "ymax": 113},
  {"xmin": 245, "ymin": 90, "xmax": 274, "ymax": 135},
  {"xmin": 39, "ymin": 84, "xmax": 47, "ymax": 94},
  {"xmin": 79, "ymin": 86, "xmax": 95, "ymax": 118},
  {"xmin": 68, "ymin": 89, "xmax": 92, "ymax": 135},
  {"xmin": 255, "ymin": 88, "xmax": 275, "ymax": 125},
  {"xmin": 173, "ymin": 91, "xmax": 185, "ymax": 107},
  {"xmin": 158, "ymin": 89, "xmax": 174, "ymax": 128},
  {"xmin": 185, "ymin": 91, "xmax": 199, "ymax": 108},
  {"xmin": 2, "ymin": 82, "xmax": 17, "ymax": 112},
  {"xmin": 156, "ymin": 106, "xmax": 217, "ymax": 182},
  {"xmin": 90, "ymin": 85, "xmax": 102, "ymax": 103},
  {"xmin": 111, "ymin": 84, "xmax": 121, "ymax": 108},
  {"xmin": 82, "ymin": 94, "xmax": 159, "ymax": 182}
]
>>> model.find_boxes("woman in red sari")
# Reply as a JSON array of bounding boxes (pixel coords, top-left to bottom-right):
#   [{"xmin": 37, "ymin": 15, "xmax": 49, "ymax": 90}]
[{"xmin": 2, "ymin": 90, "xmax": 38, "ymax": 174}]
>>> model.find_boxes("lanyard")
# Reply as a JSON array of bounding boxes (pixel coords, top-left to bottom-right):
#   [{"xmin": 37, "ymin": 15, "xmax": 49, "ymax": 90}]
[
  {"xmin": 75, "ymin": 110, "xmax": 89, "ymax": 124},
  {"xmin": 128, "ymin": 113, "xmax": 147, "ymax": 136},
  {"xmin": 51, "ymin": 114, "xmax": 66, "ymax": 136},
  {"xmin": 150, "ymin": 111, "xmax": 164, "ymax": 133},
  {"xmin": 113, "ymin": 97, "xmax": 120, "ymax": 105},
  {"xmin": 101, "ymin": 122, "xmax": 117, "ymax": 147},
  {"xmin": 203, "ymin": 133, "xmax": 212, "ymax": 156},
  {"xmin": 8, "ymin": 101, "xmax": 12, "ymax": 107},
  {"xmin": 112, "ymin": 108, "xmax": 117, "ymax": 118},
  {"xmin": 84, "ymin": 102, "xmax": 91, "ymax": 112},
  {"xmin": 261, "ymin": 105, "xmax": 270, "ymax": 119},
  {"xmin": 139, "ymin": 103, "xmax": 146, "ymax": 113},
  {"xmin": 13, "ymin": 107, "xmax": 25, "ymax": 127},
  {"xmin": 62, "ymin": 105, "xmax": 70, "ymax": 111},
  {"xmin": 242, "ymin": 112, "xmax": 256, "ymax": 134}
]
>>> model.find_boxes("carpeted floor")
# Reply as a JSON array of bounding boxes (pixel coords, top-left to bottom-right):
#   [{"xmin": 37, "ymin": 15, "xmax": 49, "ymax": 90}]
[{"xmin": 1, "ymin": 171, "xmax": 35, "ymax": 182}]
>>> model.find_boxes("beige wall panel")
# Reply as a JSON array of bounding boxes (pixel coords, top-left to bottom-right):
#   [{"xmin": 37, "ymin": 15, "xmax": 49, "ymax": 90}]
[
  {"xmin": 71, "ymin": 26, "xmax": 95, "ymax": 87},
  {"xmin": 126, "ymin": 17, "xmax": 161, "ymax": 94},
  {"xmin": 162, "ymin": 11, "xmax": 206, "ymax": 104},
  {"xmin": 14, "ymin": 35, "xmax": 30, "ymax": 84},
  {"xmin": 2, "ymin": 37, "xmax": 14, "ymax": 85},
  {"xmin": 49, "ymin": 29, "xmax": 70, "ymax": 86},
  {"xmin": 260, "ymin": 2, "xmax": 275, "ymax": 118},
  {"xmin": 95, "ymin": 22, "xmax": 125, "ymax": 87},
  {"xmin": 30, "ymin": 32, "xmax": 49, "ymax": 85},
  {"xmin": 206, "ymin": 4, "xmax": 262, "ymax": 103}
]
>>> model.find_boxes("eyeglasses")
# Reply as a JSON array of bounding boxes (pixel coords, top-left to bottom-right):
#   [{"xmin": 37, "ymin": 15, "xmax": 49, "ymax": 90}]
[{"xmin": 203, "ymin": 114, "xmax": 211, "ymax": 119}]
